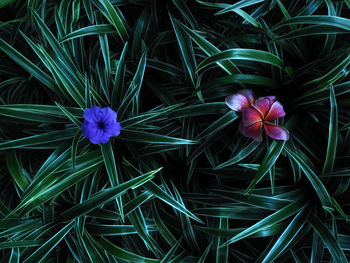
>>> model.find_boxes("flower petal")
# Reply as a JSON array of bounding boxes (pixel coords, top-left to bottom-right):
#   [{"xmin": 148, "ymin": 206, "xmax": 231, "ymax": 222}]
[
  {"xmin": 83, "ymin": 106, "xmax": 100, "ymax": 122},
  {"xmin": 242, "ymin": 106, "xmax": 262, "ymax": 126},
  {"xmin": 239, "ymin": 121, "xmax": 263, "ymax": 142},
  {"xmin": 264, "ymin": 122, "xmax": 289, "ymax": 141},
  {"xmin": 265, "ymin": 101, "xmax": 286, "ymax": 121},
  {"xmin": 105, "ymin": 121, "xmax": 122, "ymax": 136},
  {"xmin": 238, "ymin": 89, "xmax": 255, "ymax": 103},
  {"xmin": 225, "ymin": 94, "xmax": 250, "ymax": 111},
  {"xmin": 252, "ymin": 97, "xmax": 272, "ymax": 117},
  {"xmin": 101, "ymin": 107, "xmax": 117, "ymax": 122}
]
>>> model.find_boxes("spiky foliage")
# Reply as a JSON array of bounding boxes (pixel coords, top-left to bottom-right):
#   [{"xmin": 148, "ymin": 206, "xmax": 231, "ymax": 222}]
[{"xmin": 1, "ymin": 0, "xmax": 350, "ymax": 262}]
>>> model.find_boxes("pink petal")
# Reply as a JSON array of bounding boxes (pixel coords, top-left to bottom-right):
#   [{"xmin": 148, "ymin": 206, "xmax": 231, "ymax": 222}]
[
  {"xmin": 239, "ymin": 121, "xmax": 263, "ymax": 142},
  {"xmin": 238, "ymin": 89, "xmax": 255, "ymax": 103},
  {"xmin": 225, "ymin": 94, "xmax": 250, "ymax": 112},
  {"xmin": 264, "ymin": 122, "xmax": 289, "ymax": 141},
  {"xmin": 265, "ymin": 101, "xmax": 286, "ymax": 121},
  {"xmin": 241, "ymin": 107, "xmax": 262, "ymax": 126},
  {"xmin": 265, "ymin": 96, "xmax": 275, "ymax": 103},
  {"xmin": 252, "ymin": 97, "xmax": 273, "ymax": 117}
]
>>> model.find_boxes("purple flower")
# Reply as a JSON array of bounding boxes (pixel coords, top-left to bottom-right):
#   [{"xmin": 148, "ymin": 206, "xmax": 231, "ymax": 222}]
[{"xmin": 81, "ymin": 106, "xmax": 122, "ymax": 144}]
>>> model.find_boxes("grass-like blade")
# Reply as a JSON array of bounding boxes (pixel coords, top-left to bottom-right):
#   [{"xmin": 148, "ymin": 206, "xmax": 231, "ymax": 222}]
[
  {"xmin": 23, "ymin": 221, "xmax": 74, "ymax": 263},
  {"xmin": 222, "ymin": 200, "xmax": 306, "ymax": 246},
  {"xmin": 322, "ymin": 85, "xmax": 338, "ymax": 174},
  {"xmin": 309, "ymin": 215, "xmax": 348, "ymax": 263},
  {"xmin": 196, "ymin": 49, "xmax": 285, "ymax": 73}
]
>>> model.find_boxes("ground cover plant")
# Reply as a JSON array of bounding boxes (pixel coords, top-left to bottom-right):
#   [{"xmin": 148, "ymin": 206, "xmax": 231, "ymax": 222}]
[{"xmin": 0, "ymin": 0, "xmax": 350, "ymax": 262}]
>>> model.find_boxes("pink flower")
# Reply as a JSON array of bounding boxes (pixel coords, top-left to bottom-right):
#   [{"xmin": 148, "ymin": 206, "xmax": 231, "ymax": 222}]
[{"xmin": 226, "ymin": 90, "xmax": 289, "ymax": 142}]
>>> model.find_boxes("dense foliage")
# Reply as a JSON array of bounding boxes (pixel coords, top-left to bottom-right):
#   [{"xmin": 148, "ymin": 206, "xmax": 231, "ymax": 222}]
[{"xmin": 1, "ymin": 0, "xmax": 350, "ymax": 262}]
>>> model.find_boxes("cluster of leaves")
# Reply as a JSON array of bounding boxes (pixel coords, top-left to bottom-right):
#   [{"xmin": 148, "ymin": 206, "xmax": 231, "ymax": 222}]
[{"xmin": 0, "ymin": 0, "xmax": 350, "ymax": 262}]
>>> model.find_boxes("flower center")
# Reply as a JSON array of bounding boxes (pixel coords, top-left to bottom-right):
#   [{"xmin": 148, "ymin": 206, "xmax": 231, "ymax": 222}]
[{"xmin": 97, "ymin": 121, "xmax": 105, "ymax": 130}]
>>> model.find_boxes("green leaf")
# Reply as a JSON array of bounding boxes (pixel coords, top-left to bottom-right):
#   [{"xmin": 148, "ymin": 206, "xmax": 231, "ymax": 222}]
[
  {"xmin": 169, "ymin": 16, "xmax": 197, "ymax": 85},
  {"xmin": 60, "ymin": 169, "xmax": 160, "ymax": 220},
  {"xmin": 23, "ymin": 221, "xmax": 74, "ymax": 263},
  {"xmin": 322, "ymin": 85, "xmax": 338, "ymax": 174},
  {"xmin": 160, "ymin": 237, "xmax": 183, "ymax": 263},
  {"xmin": 0, "ymin": 128, "xmax": 76, "ymax": 150},
  {"xmin": 272, "ymin": 15, "xmax": 350, "ymax": 31},
  {"xmin": 215, "ymin": 141, "xmax": 260, "ymax": 169},
  {"xmin": 262, "ymin": 205, "xmax": 310, "ymax": 262},
  {"xmin": 284, "ymin": 146, "xmax": 333, "ymax": 212},
  {"xmin": 0, "ymin": 240, "xmax": 46, "ymax": 249},
  {"xmin": 222, "ymin": 200, "xmax": 306, "ymax": 246},
  {"xmin": 96, "ymin": 0, "xmax": 129, "ymax": 43},
  {"xmin": 60, "ymin": 24, "xmax": 115, "ymax": 42},
  {"xmin": 119, "ymin": 130, "xmax": 197, "ymax": 145},
  {"xmin": 176, "ymin": 21, "xmax": 240, "ymax": 74},
  {"xmin": 96, "ymin": 236, "xmax": 159, "ymax": 263},
  {"xmin": 247, "ymin": 140, "xmax": 285, "ymax": 194},
  {"xmin": 6, "ymin": 151, "xmax": 30, "ymax": 191},
  {"xmin": 100, "ymin": 142, "xmax": 123, "ymax": 220},
  {"xmin": 196, "ymin": 48, "xmax": 285, "ymax": 73},
  {"xmin": 215, "ymin": 0, "xmax": 264, "ymax": 15},
  {"xmin": 0, "ymin": 0, "xmax": 16, "ymax": 8},
  {"xmin": 309, "ymin": 215, "xmax": 348, "ymax": 263},
  {"xmin": 0, "ymin": 37, "xmax": 56, "ymax": 91}
]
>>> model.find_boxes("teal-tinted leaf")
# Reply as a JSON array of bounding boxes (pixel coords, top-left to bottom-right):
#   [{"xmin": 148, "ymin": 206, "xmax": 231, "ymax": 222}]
[
  {"xmin": 61, "ymin": 169, "xmax": 160, "ymax": 220},
  {"xmin": 197, "ymin": 242, "xmax": 212, "ymax": 263},
  {"xmin": 247, "ymin": 140, "xmax": 285, "ymax": 194},
  {"xmin": 96, "ymin": 0, "xmax": 129, "ymax": 43},
  {"xmin": 87, "ymin": 223, "xmax": 157, "ymax": 236},
  {"xmin": 9, "ymin": 247, "xmax": 20, "ymax": 263},
  {"xmin": 272, "ymin": 25, "xmax": 349, "ymax": 41},
  {"xmin": 215, "ymin": 0, "xmax": 264, "ymax": 15},
  {"xmin": 152, "ymin": 202, "xmax": 177, "ymax": 246},
  {"xmin": 119, "ymin": 129, "xmax": 197, "ymax": 145},
  {"xmin": 0, "ymin": 240, "xmax": 46, "ymax": 249},
  {"xmin": 96, "ymin": 236, "xmax": 159, "ymax": 263},
  {"xmin": 309, "ymin": 215, "xmax": 347, "ymax": 263},
  {"xmin": 0, "ymin": 128, "xmax": 76, "ymax": 150},
  {"xmin": 100, "ymin": 142, "xmax": 123, "ymax": 220},
  {"xmin": 80, "ymin": 231, "xmax": 106, "ymax": 262},
  {"xmin": 0, "ymin": 37, "xmax": 56, "ymax": 91},
  {"xmin": 216, "ymin": 218, "xmax": 229, "ymax": 263},
  {"xmin": 0, "ymin": 0, "xmax": 16, "ymax": 8},
  {"xmin": 160, "ymin": 237, "xmax": 183, "ymax": 263},
  {"xmin": 60, "ymin": 25, "xmax": 115, "ymax": 42},
  {"xmin": 55, "ymin": 102, "xmax": 81, "ymax": 127},
  {"xmin": 323, "ymin": 85, "xmax": 338, "ymax": 174},
  {"xmin": 16, "ymin": 157, "xmax": 102, "ymax": 215},
  {"xmin": 23, "ymin": 221, "xmax": 74, "ymax": 263},
  {"xmin": 262, "ymin": 206, "xmax": 310, "ymax": 262},
  {"xmin": 176, "ymin": 21, "xmax": 240, "ymax": 74},
  {"xmin": 222, "ymin": 200, "xmax": 306, "ymax": 246},
  {"xmin": 196, "ymin": 49, "xmax": 285, "ymax": 73},
  {"xmin": 169, "ymin": 15, "xmax": 197, "ymax": 85},
  {"xmin": 215, "ymin": 141, "xmax": 260, "ymax": 169},
  {"xmin": 196, "ymin": 111, "xmax": 238, "ymax": 141},
  {"xmin": 6, "ymin": 151, "xmax": 30, "ymax": 191},
  {"xmin": 118, "ymin": 49, "xmax": 147, "ymax": 119},
  {"xmin": 272, "ymin": 15, "xmax": 350, "ymax": 31},
  {"xmin": 284, "ymin": 146, "xmax": 333, "ymax": 212}
]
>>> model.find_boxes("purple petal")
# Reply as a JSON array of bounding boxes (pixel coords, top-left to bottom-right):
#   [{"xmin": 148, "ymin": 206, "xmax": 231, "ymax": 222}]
[
  {"xmin": 264, "ymin": 123, "xmax": 289, "ymax": 141},
  {"xmin": 239, "ymin": 121, "xmax": 263, "ymax": 142},
  {"xmin": 225, "ymin": 94, "xmax": 250, "ymax": 112},
  {"xmin": 265, "ymin": 101, "xmax": 286, "ymax": 121},
  {"xmin": 252, "ymin": 97, "xmax": 272, "ymax": 117},
  {"xmin": 238, "ymin": 89, "xmax": 255, "ymax": 103},
  {"xmin": 83, "ymin": 106, "xmax": 100, "ymax": 122},
  {"xmin": 241, "ymin": 107, "xmax": 262, "ymax": 126}
]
